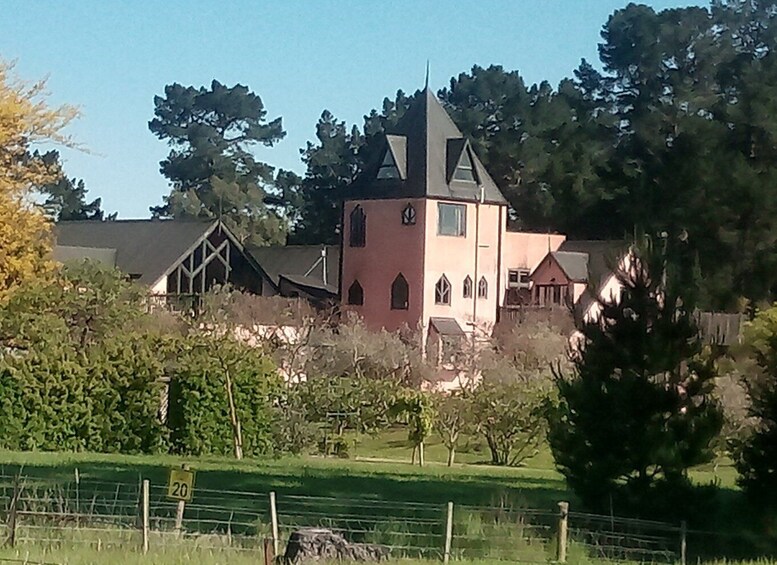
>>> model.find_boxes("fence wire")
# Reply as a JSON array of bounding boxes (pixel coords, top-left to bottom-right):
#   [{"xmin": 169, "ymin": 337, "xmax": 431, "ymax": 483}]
[{"xmin": 0, "ymin": 473, "xmax": 685, "ymax": 563}]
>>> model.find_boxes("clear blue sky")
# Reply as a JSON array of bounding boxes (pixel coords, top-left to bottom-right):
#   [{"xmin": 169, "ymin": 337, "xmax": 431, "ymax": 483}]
[{"xmin": 1, "ymin": 1, "xmax": 704, "ymax": 219}]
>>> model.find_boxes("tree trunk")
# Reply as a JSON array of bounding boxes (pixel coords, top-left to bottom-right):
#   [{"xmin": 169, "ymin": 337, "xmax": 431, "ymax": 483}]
[
  {"xmin": 224, "ymin": 367, "xmax": 243, "ymax": 460},
  {"xmin": 447, "ymin": 446, "xmax": 455, "ymax": 467},
  {"xmin": 418, "ymin": 441, "xmax": 425, "ymax": 467},
  {"xmin": 411, "ymin": 445, "xmax": 417, "ymax": 465}
]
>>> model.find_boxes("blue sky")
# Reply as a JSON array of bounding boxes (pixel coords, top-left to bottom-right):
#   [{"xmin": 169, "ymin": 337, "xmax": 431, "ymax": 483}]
[{"xmin": 1, "ymin": 1, "xmax": 704, "ymax": 218}]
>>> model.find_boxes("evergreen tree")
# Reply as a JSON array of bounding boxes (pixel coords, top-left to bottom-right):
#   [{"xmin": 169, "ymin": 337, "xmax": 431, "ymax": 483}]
[
  {"xmin": 547, "ymin": 236, "xmax": 722, "ymax": 513},
  {"xmin": 735, "ymin": 306, "xmax": 777, "ymax": 508},
  {"xmin": 288, "ymin": 91, "xmax": 414, "ymax": 244},
  {"xmin": 149, "ymin": 80, "xmax": 287, "ymax": 246},
  {"xmin": 37, "ymin": 150, "xmax": 112, "ymax": 221}
]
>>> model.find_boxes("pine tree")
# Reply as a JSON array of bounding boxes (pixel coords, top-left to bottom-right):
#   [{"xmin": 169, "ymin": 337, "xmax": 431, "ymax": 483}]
[{"xmin": 547, "ymin": 236, "xmax": 722, "ymax": 514}]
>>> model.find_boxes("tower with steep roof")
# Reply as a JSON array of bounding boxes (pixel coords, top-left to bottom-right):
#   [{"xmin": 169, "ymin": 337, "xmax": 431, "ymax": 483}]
[{"xmin": 340, "ymin": 88, "xmax": 509, "ymax": 347}]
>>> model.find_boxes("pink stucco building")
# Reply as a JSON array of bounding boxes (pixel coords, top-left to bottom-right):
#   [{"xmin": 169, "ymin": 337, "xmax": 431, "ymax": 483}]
[{"xmin": 340, "ymin": 88, "xmax": 578, "ymax": 350}]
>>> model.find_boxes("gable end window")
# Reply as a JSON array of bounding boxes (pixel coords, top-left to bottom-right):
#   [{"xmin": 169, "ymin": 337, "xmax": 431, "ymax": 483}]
[
  {"xmin": 462, "ymin": 276, "xmax": 473, "ymax": 298},
  {"xmin": 401, "ymin": 203, "xmax": 416, "ymax": 225},
  {"xmin": 435, "ymin": 275, "xmax": 452, "ymax": 305},
  {"xmin": 349, "ymin": 205, "xmax": 366, "ymax": 247},
  {"xmin": 391, "ymin": 273, "xmax": 409, "ymax": 310},
  {"xmin": 347, "ymin": 280, "xmax": 364, "ymax": 306},
  {"xmin": 478, "ymin": 276, "xmax": 488, "ymax": 299},
  {"xmin": 438, "ymin": 203, "xmax": 466, "ymax": 237}
]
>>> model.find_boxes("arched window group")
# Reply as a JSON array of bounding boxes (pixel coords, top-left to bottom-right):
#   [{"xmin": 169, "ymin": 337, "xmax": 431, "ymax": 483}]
[{"xmin": 349, "ymin": 205, "xmax": 366, "ymax": 247}]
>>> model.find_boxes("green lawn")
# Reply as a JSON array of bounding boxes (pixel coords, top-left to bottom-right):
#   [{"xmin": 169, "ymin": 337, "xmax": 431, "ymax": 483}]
[{"xmin": 0, "ymin": 432, "xmax": 765, "ymax": 564}]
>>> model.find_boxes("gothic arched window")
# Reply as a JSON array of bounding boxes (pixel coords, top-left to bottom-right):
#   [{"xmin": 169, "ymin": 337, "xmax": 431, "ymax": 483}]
[
  {"xmin": 435, "ymin": 275, "xmax": 452, "ymax": 305},
  {"xmin": 347, "ymin": 280, "xmax": 364, "ymax": 305},
  {"xmin": 462, "ymin": 276, "xmax": 473, "ymax": 298},
  {"xmin": 478, "ymin": 276, "xmax": 488, "ymax": 299},
  {"xmin": 391, "ymin": 273, "xmax": 409, "ymax": 310},
  {"xmin": 349, "ymin": 206, "xmax": 366, "ymax": 247}
]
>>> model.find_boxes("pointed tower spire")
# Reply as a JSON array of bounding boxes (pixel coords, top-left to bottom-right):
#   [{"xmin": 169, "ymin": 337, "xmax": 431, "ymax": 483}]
[{"xmin": 424, "ymin": 60, "xmax": 430, "ymax": 90}]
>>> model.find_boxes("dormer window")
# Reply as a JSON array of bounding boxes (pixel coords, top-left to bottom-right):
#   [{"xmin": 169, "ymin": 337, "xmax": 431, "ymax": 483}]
[
  {"xmin": 401, "ymin": 204, "xmax": 416, "ymax": 225},
  {"xmin": 453, "ymin": 148, "xmax": 477, "ymax": 183},
  {"xmin": 377, "ymin": 150, "xmax": 401, "ymax": 180}
]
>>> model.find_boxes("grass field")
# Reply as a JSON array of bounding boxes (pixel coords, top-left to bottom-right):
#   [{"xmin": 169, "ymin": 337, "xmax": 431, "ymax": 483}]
[{"xmin": 0, "ymin": 431, "xmax": 768, "ymax": 564}]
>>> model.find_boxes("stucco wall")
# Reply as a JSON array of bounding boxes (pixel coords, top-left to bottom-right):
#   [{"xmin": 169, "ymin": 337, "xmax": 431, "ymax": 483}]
[
  {"xmin": 422, "ymin": 199, "xmax": 502, "ymax": 335},
  {"xmin": 500, "ymin": 231, "xmax": 565, "ymax": 305},
  {"xmin": 340, "ymin": 198, "xmax": 426, "ymax": 332}
]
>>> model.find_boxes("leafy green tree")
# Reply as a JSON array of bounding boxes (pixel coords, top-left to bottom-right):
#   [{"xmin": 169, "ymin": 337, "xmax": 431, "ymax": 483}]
[
  {"xmin": 149, "ymin": 80, "xmax": 287, "ymax": 246},
  {"xmin": 37, "ymin": 150, "xmax": 111, "ymax": 221},
  {"xmin": 391, "ymin": 390, "xmax": 435, "ymax": 467},
  {"xmin": 548, "ymin": 238, "xmax": 723, "ymax": 513},
  {"xmin": 434, "ymin": 392, "xmax": 473, "ymax": 467}
]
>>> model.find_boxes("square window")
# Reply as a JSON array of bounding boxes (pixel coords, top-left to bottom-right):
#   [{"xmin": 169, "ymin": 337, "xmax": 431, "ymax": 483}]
[{"xmin": 438, "ymin": 203, "xmax": 466, "ymax": 237}]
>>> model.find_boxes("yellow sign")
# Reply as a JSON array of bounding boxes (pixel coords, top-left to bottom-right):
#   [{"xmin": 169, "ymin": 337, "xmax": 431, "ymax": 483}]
[{"xmin": 167, "ymin": 468, "xmax": 195, "ymax": 501}]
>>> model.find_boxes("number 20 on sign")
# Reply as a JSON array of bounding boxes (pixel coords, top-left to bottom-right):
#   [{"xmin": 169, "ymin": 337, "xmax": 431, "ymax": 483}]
[{"xmin": 167, "ymin": 468, "xmax": 195, "ymax": 502}]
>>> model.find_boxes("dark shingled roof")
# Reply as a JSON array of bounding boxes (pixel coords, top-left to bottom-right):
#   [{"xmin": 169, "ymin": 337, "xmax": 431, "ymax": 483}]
[
  {"xmin": 551, "ymin": 251, "xmax": 589, "ymax": 283},
  {"xmin": 247, "ymin": 245, "xmax": 340, "ymax": 291},
  {"xmin": 558, "ymin": 240, "xmax": 627, "ymax": 288},
  {"xmin": 53, "ymin": 245, "xmax": 117, "ymax": 267},
  {"xmin": 430, "ymin": 317, "xmax": 466, "ymax": 337},
  {"xmin": 54, "ymin": 219, "xmax": 217, "ymax": 285},
  {"xmin": 348, "ymin": 88, "xmax": 508, "ymax": 206}
]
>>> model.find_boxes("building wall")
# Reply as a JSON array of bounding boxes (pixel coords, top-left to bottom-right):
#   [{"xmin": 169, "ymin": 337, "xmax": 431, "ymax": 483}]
[
  {"xmin": 340, "ymin": 198, "xmax": 426, "ymax": 332},
  {"xmin": 500, "ymin": 231, "xmax": 565, "ymax": 305},
  {"xmin": 422, "ymin": 199, "xmax": 503, "ymax": 335}
]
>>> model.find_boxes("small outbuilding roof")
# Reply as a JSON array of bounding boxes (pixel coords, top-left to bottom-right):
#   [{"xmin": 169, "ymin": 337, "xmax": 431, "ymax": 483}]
[{"xmin": 430, "ymin": 317, "xmax": 466, "ymax": 337}]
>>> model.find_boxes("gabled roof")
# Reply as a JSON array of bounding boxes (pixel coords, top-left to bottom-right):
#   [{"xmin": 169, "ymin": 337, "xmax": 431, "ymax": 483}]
[
  {"xmin": 348, "ymin": 88, "xmax": 508, "ymax": 206},
  {"xmin": 54, "ymin": 220, "xmax": 218, "ymax": 285},
  {"xmin": 551, "ymin": 251, "xmax": 589, "ymax": 283},
  {"xmin": 558, "ymin": 240, "xmax": 627, "ymax": 288},
  {"xmin": 247, "ymin": 245, "xmax": 340, "ymax": 291}
]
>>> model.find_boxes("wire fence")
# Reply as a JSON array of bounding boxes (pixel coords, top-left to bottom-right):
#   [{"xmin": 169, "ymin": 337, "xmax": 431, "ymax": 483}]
[{"xmin": 0, "ymin": 473, "xmax": 689, "ymax": 563}]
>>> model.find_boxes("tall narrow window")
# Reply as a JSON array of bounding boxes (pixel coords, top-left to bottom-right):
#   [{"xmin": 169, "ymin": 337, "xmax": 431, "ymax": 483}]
[
  {"xmin": 462, "ymin": 276, "xmax": 473, "ymax": 298},
  {"xmin": 435, "ymin": 275, "xmax": 452, "ymax": 305},
  {"xmin": 349, "ymin": 205, "xmax": 366, "ymax": 247},
  {"xmin": 438, "ymin": 203, "xmax": 466, "ymax": 236},
  {"xmin": 347, "ymin": 280, "xmax": 364, "ymax": 305},
  {"xmin": 391, "ymin": 273, "xmax": 409, "ymax": 310},
  {"xmin": 478, "ymin": 276, "xmax": 488, "ymax": 299},
  {"xmin": 401, "ymin": 203, "xmax": 416, "ymax": 225}
]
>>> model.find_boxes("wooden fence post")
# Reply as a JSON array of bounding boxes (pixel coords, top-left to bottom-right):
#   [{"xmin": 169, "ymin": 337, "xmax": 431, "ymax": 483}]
[
  {"xmin": 141, "ymin": 479, "xmax": 150, "ymax": 555},
  {"xmin": 443, "ymin": 501, "xmax": 454, "ymax": 565},
  {"xmin": 680, "ymin": 520, "xmax": 687, "ymax": 565},
  {"xmin": 263, "ymin": 537, "xmax": 275, "ymax": 565},
  {"xmin": 5, "ymin": 475, "xmax": 20, "ymax": 548},
  {"xmin": 174, "ymin": 464, "xmax": 190, "ymax": 536},
  {"xmin": 556, "ymin": 501, "xmax": 569, "ymax": 564},
  {"xmin": 270, "ymin": 491, "xmax": 279, "ymax": 557}
]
